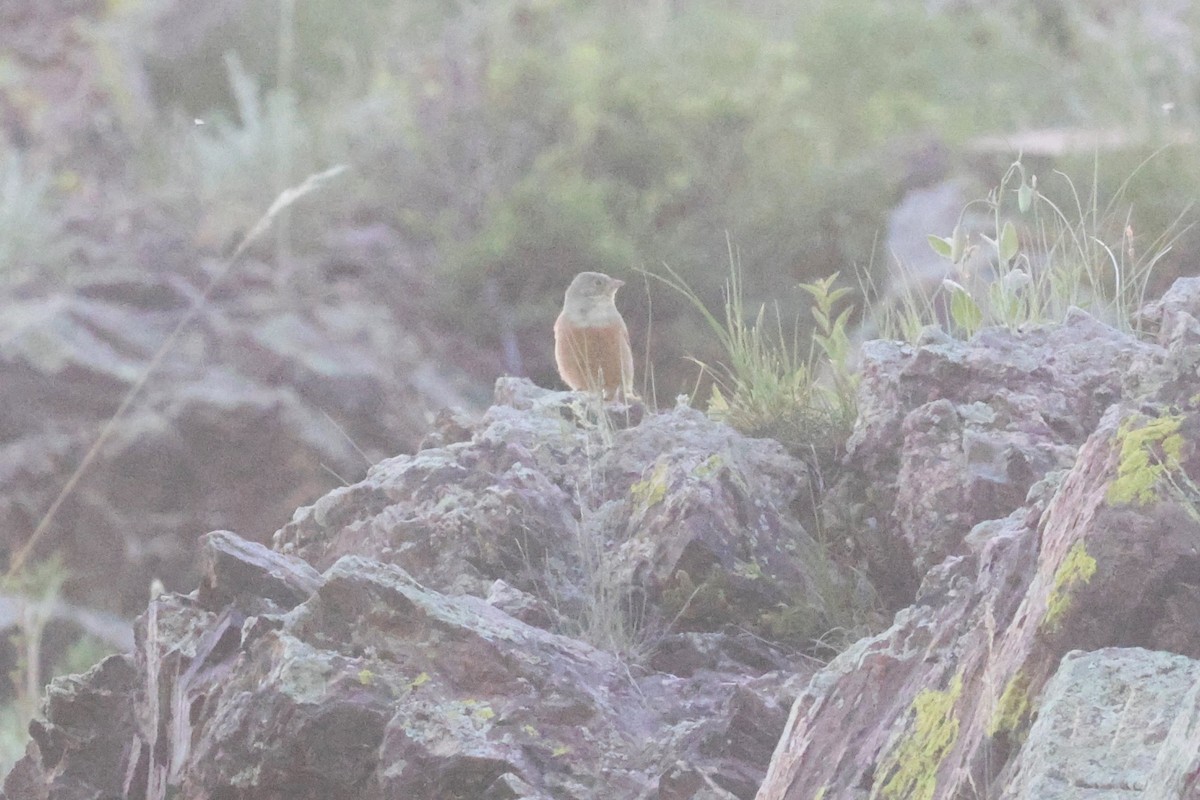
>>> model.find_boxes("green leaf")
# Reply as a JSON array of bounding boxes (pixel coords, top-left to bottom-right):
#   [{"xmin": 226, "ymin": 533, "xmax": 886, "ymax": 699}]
[
  {"xmin": 999, "ymin": 220, "xmax": 1019, "ymax": 263},
  {"xmin": 708, "ymin": 384, "xmax": 729, "ymax": 414},
  {"xmin": 826, "ymin": 285, "xmax": 853, "ymax": 305},
  {"xmin": 928, "ymin": 234, "xmax": 953, "ymax": 259},
  {"xmin": 1017, "ymin": 181, "xmax": 1033, "ymax": 213},
  {"xmin": 950, "ymin": 224, "xmax": 967, "ymax": 263},
  {"xmin": 949, "ymin": 287, "xmax": 982, "ymax": 335}
]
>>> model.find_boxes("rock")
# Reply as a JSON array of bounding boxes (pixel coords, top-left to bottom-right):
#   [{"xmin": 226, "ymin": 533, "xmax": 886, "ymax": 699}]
[
  {"xmin": 0, "ymin": 274, "xmax": 479, "ymax": 616},
  {"xmin": 757, "ymin": 279, "xmax": 1200, "ymax": 799},
  {"xmin": 759, "ymin": 396, "xmax": 1200, "ymax": 798},
  {"xmin": 2, "ymin": 655, "xmax": 140, "ymax": 800},
  {"xmin": 198, "ymin": 529, "xmax": 321, "ymax": 613},
  {"xmin": 6, "ymin": 380, "xmax": 838, "ymax": 798},
  {"xmin": 485, "ymin": 578, "xmax": 557, "ymax": 629},
  {"xmin": 13, "ymin": 272, "xmax": 1200, "ymax": 800},
  {"xmin": 1000, "ymin": 648, "xmax": 1200, "ymax": 800},
  {"xmin": 847, "ymin": 307, "xmax": 1160, "ymax": 579},
  {"xmin": 1136, "ymin": 274, "xmax": 1200, "ymax": 342},
  {"xmin": 277, "ymin": 379, "xmax": 857, "ymax": 648},
  {"xmin": 6, "ymin": 544, "xmax": 809, "ymax": 799}
]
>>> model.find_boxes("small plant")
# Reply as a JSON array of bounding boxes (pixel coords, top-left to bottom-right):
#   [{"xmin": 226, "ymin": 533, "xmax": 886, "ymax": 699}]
[
  {"xmin": 3, "ymin": 555, "xmax": 67, "ymax": 723},
  {"xmin": 642, "ymin": 247, "xmax": 858, "ymax": 465},
  {"xmin": 884, "ymin": 155, "xmax": 1191, "ymax": 341},
  {"xmin": 636, "ymin": 252, "xmax": 884, "ymax": 655},
  {"xmin": 569, "ymin": 458, "xmax": 655, "ymax": 663},
  {"xmin": 186, "ymin": 55, "xmax": 310, "ymax": 205},
  {"xmin": 0, "ymin": 555, "xmax": 118, "ymax": 777},
  {"xmin": 149, "ymin": 53, "xmax": 320, "ymax": 260}
]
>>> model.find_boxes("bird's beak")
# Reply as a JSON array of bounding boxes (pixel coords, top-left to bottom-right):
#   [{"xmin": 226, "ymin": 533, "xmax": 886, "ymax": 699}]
[{"xmin": 611, "ymin": 278, "xmax": 625, "ymax": 290}]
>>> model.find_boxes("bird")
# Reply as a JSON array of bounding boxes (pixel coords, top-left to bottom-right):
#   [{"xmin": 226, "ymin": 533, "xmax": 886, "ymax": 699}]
[{"xmin": 553, "ymin": 271, "xmax": 634, "ymax": 400}]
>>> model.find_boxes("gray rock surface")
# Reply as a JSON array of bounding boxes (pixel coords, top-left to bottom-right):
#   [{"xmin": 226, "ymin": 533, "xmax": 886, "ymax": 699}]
[
  {"xmin": 1001, "ymin": 648, "xmax": 1200, "ymax": 800},
  {"xmin": 5, "ymin": 381, "xmax": 841, "ymax": 799},
  {"xmin": 277, "ymin": 382, "xmax": 861, "ymax": 646},
  {"xmin": 848, "ymin": 306, "xmax": 1160, "ymax": 577}
]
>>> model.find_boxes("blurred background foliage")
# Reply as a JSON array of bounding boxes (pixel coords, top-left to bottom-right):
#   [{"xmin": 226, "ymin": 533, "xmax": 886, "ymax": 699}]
[{"xmin": 5, "ymin": 0, "xmax": 1200, "ymax": 396}]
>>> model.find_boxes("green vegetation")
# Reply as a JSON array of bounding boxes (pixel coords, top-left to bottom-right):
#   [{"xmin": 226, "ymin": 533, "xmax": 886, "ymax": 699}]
[
  {"xmin": 62, "ymin": 0, "xmax": 1197, "ymax": 393},
  {"xmin": 871, "ymin": 672, "xmax": 963, "ymax": 800},
  {"xmin": 0, "ymin": 556, "xmax": 117, "ymax": 776},
  {"xmin": 0, "ymin": 155, "xmax": 65, "ymax": 281},
  {"xmin": 646, "ymin": 255, "xmax": 858, "ymax": 465},
  {"xmin": 878, "ymin": 155, "xmax": 1190, "ymax": 343}
]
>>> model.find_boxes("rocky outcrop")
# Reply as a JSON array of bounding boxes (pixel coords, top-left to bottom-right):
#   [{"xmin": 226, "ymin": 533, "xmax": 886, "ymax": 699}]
[
  {"xmin": 5, "ymin": 383, "xmax": 842, "ymax": 799},
  {"xmin": 276, "ymin": 379, "xmax": 864, "ymax": 644},
  {"xmin": 758, "ymin": 280, "xmax": 1200, "ymax": 799},
  {"xmin": 848, "ymin": 307, "xmax": 1160, "ymax": 577},
  {"xmin": 9, "ymin": 277, "xmax": 1200, "ymax": 799}
]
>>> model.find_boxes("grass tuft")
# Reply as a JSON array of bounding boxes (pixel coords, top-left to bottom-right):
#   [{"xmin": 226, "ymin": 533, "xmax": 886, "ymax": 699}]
[
  {"xmin": 641, "ymin": 244, "xmax": 858, "ymax": 468},
  {"xmin": 876, "ymin": 154, "xmax": 1192, "ymax": 341}
]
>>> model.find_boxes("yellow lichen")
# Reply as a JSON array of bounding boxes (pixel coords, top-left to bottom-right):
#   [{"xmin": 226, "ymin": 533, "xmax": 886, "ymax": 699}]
[
  {"xmin": 1108, "ymin": 413, "xmax": 1185, "ymax": 506},
  {"xmin": 631, "ymin": 459, "xmax": 670, "ymax": 509},
  {"xmin": 871, "ymin": 673, "xmax": 963, "ymax": 800},
  {"xmin": 987, "ymin": 670, "xmax": 1031, "ymax": 737},
  {"xmin": 692, "ymin": 453, "xmax": 724, "ymax": 479},
  {"xmin": 1041, "ymin": 541, "xmax": 1097, "ymax": 632}
]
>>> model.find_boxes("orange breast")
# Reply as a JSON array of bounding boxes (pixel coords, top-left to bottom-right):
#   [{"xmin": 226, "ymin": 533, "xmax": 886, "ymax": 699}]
[{"xmin": 554, "ymin": 314, "xmax": 632, "ymax": 397}]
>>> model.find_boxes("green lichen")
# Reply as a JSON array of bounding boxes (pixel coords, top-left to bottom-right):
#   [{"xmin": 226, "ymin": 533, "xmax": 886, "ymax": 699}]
[
  {"xmin": 1108, "ymin": 413, "xmax": 1185, "ymax": 506},
  {"xmin": 871, "ymin": 672, "xmax": 963, "ymax": 800},
  {"xmin": 450, "ymin": 700, "xmax": 496, "ymax": 731},
  {"xmin": 631, "ymin": 459, "xmax": 670, "ymax": 509},
  {"xmin": 733, "ymin": 559, "xmax": 764, "ymax": 580},
  {"xmin": 987, "ymin": 670, "xmax": 1031, "ymax": 737},
  {"xmin": 1041, "ymin": 541, "xmax": 1097, "ymax": 632},
  {"xmin": 470, "ymin": 701, "xmax": 496, "ymax": 722},
  {"xmin": 692, "ymin": 453, "xmax": 724, "ymax": 479}
]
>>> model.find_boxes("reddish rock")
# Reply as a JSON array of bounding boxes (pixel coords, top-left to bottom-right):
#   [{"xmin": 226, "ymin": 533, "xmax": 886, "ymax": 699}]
[{"xmin": 759, "ymin": 279, "xmax": 1200, "ymax": 800}]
